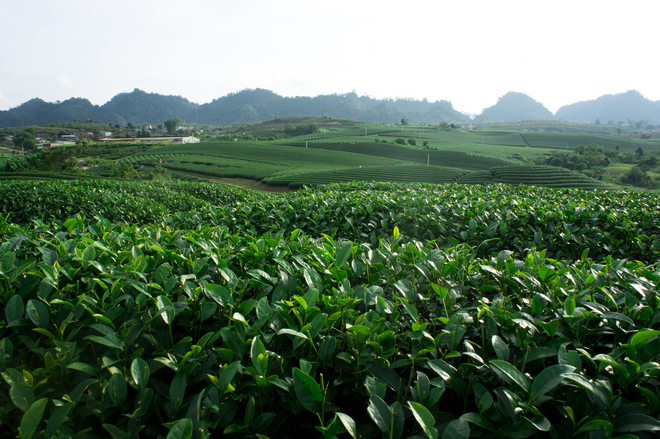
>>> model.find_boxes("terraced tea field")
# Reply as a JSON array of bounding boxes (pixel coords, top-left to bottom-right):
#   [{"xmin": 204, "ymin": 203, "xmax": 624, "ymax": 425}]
[{"xmin": 30, "ymin": 120, "xmax": 651, "ymax": 190}]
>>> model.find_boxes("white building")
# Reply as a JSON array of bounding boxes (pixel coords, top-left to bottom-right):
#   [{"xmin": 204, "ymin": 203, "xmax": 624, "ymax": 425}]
[{"xmin": 179, "ymin": 136, "xmax": 200, "ymax": 144}]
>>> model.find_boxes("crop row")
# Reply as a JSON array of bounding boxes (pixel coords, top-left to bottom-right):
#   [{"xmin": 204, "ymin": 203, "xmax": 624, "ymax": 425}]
[
  {"xmin": 1, "ymin": 214, "xmax": 659, "ymax": 437},
  {"xmin": 1, "ymin": 180, "xmax": 658, "ymax": 263},
  {"xmin": 452, "ymin": 166, "xmax": 615, "ymax": 190},
  {"xmin": 285, "ymin": 142, "xmax": 510, "ymax": 171},
  {"xmin": 520, "ymin": 133, "xmax": 657, "ymax": 152},
  {"xmin": 263, "ymin": 166, "xmax": 467, "ymax": 188}
]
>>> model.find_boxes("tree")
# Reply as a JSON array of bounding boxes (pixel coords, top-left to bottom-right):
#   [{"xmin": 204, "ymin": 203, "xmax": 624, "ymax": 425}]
[
  {"xmin": 164, "ymin": 119, "xmax": 180, "ymax": 135},
  {"xmin": 400, "ymin": 118, "xmax": 408, "ymax": 126},
  {"xmin": 621, "ymin": 166, "xmax": 653, "ymax": 187},
  {"xmin": 12, "ymin": 130, "xmax": 37, "ymax": 151},
  {"xmin": 395, "ymin": 138, "xmax": 406, "ymax": 145}
]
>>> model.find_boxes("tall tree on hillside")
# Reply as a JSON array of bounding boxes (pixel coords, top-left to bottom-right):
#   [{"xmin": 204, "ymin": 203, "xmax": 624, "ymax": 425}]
[
  {"xmin": 12, "ymin": 129, "xmax": 37, "ymax": 151},
  {"xmin": 164, "ymin": 119, "xmax": 180, "ymax": 135}
]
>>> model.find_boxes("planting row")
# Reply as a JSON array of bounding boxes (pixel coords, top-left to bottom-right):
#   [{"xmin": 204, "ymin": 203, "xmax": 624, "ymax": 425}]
[{"xmin": 1, "ymin": 219, "xmax": 660, "ymax": 438}]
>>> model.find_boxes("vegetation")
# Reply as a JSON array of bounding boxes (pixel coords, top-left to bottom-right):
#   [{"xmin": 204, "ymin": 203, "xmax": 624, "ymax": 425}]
[
  {"xmin": 1, "ymin": 179, "xmax": 660, "ymax": 438},
  {"xmin": 11, "ymin": 129, "xmax": 37, "ymax": 151},
  {"xmin": 476, "ymin": 92, "xmax": 555, "ymax": 123},
  {"xmin": 164, "ymin": 119, "xmax": 180, "ymax": 136},
  {"xmin": 0, "ymin": 89, "xmax": 471, "ymax": 128},
  {"xmin": 3, "ymin": 117, "xmax": 660, "ymax": 190},
  {"xmin": 555, "ymin": 90, "xmax": 660, "ymax": 125}
]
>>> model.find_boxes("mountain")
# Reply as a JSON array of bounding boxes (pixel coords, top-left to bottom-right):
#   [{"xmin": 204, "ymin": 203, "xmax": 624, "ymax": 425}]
[
  {"xmin": 554, "ymin": 90, "xmax": 660, "ymax": 124},
  {"xmin": 0, "ymin": 88, "xmax": 471, "ymax": 127},
  {"xmin": 0, "ymin": 97, "xmax": 99, "ymax": 127},
  {"xmin": 101, "ymin": 89, "xmax": 196, "ymax": 126},
  {"xmin": 476, "ymin": 92, "xmax": 554, "ymax": 122}
]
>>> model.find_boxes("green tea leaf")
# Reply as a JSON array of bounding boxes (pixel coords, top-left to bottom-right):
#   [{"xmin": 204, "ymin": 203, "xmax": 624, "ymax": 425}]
[
  {"xmin": 335, "ymin": 241, "xmax": 353, "ymax": 268},
  {"xmin": 443, "ymin": 419, "xmax": 470, "ymax": 439},
  {"xmin": 336, "ymin": 412, "xmax": 357, "ymax": 439},
  {"xmin": 277, "ymin": 328, "xmax": 308, "ymax": 339},
  {"xmin": 131, "ymin": 358, "xmax": 150, "ymax": 390},
  {"xmin": 5, "ymin": 295, "xmax": 24, "ymax": 324},
  {"xmin": 156, "ymin": 295, "xmax": 175, "ymax": 325},
  {"xmin": 320, "ymin": 336, "xmax": 336, "ymax": 364},
  {"xmin": 66, "ymin": 362, "xmax": 97, "ymax": 375},
  {"xmin": 530, "ymin": 364, "xmax": 575, "ymax": 401},
  {"xmin": 491, "ymin": 335, "xmax": 510, "ymax": 360},
  {"xmin": 108, "ymin": 373, "xmax": 127, "ymax": 407},
  {"xmin": 576, "ymin": 419, "xmax": 613, "ymax": 435},
  {"xmin": 26, "ymin": 300, "xmax": 49, "ymax": 329},
  {"xmin": 368, "ymin": 395, "xmax": 392, "ymax": 433},
  {"xmin": 250, "ymin": 336, "xmax": 266, "ymax": 374},
  {"xmin": 293, "ymin": 367, "xmax": 322, "ymax": 414},
  {"xmin": 167, "ymin": 418, "xmax": 193, "ymax": 439},
  {"xmin": 615, "ymin": 413, "xmax": 660, "ymax": 433},
  {"xmin": 10, "ymin": 382, "xmax": 34, "ymax": 412},
  {"xmin": 489, "ymin": 359, "xmax": 530, "ymax": 392},
  {"xmin": 84, "ymin": 335, "xmax": 124, "ymax": 351},
  {"xmin": 367, "ymin": 362, "xmax": 403, "ymax": 394},
  {"xmin": 217, "ymin": 361, "xmax": 240, "ymax": 392},
  {"xmin": 477, "ymin": 392, "xmax": 493, "ymax": 414},
  {"xmin": 170, "ymin": 372, "xmax": 187, "ymax": 410},
  {"xmin": 18, "ymin": 397, "xmax": 47, "ymax": 439},
  {"xmin": 46, "ymin": 403, "xmax": 74, "ymax": 438},
  {"xmin": 408, "ymin": 401, "xmax": 438, "ymax": 439},
  {"xmin": 630, "ymin": 330, "xmax": 660, "ymax": 346}
]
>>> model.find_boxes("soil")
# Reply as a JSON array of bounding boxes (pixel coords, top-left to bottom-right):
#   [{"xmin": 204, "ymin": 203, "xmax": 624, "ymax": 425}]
[{"xmin": 181, "ymin": 173, "xmax": 296, "ymax": 193}]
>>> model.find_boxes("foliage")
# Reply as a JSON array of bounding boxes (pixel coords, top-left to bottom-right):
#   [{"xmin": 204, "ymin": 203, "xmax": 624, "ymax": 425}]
[
  {"xmin": 0, "ymin": 179, "xmax": 660, "ymax": 438},
  {"xmin": 620, "ymin": 167, "xmax": 655, "ymax": 187},
  {"xmin": 112, "ymin": 162, "xmax": 139, "ymax": 179},
  {"xmin": 555, "ymin": 90, "xmax": 660, "ymax": 125},
  {"xmin": 284, "ymin": 124, "xmax": 318, "ymax": 138},
  {"xmin": 3, "ymin": 147, "xmax": 81, "ymax": 174},
  {"xmin": 539, "ymin": 144, "xmax": 612, "ymax": 173},
  {"xmin": 11, "ymin": 130, "xmax": 37, "ymax": 151},
  {"xmin": 476, "ymin": 92, "xmax": 554, "ymax": 123},
  {"xmin": 164, "ymin": 119, "xmax": 180, "ymax": 136},
  {"xmin": 148, "ymin": 164, "xmax": 172, "ymax": 181}
]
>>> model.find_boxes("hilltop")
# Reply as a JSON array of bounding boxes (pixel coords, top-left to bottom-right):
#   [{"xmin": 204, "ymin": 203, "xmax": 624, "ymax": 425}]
[
  {"xmin": 0, "ymin": 89, "xmax": 471, "ymax": 128},
  {"xmin": 475, "ymin": 92, "xmax": 554, "ymax": 123},
  {"xmin": 3, "ymin": 88, "xmax": 660, "ymax": 129},
  {"xmin": 555, "ymin": 90, "xmax": 660, "ymax": 124}
]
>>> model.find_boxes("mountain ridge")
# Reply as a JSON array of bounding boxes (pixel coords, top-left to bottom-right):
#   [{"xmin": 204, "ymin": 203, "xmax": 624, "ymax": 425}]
[{"xmin": 1, "ymin": 88, "xmax": 658, "ymax": 127}]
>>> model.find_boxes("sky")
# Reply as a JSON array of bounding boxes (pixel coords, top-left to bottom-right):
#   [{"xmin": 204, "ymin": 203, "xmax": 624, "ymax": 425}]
[{"xmin": 1, "ymin": 0, "xmax": 658, "ymax": 115}]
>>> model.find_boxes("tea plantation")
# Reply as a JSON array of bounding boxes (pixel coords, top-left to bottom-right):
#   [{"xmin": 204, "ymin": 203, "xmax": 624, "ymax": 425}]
[{"xmin": 1, "ymin": 179, "xmax": 660, "ymax": 438}]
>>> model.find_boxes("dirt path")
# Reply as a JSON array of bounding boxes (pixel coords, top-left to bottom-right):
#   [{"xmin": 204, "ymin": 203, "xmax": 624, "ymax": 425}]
[{"xmin": 181, "ymin": 173, "xmax": 296, "ymax": 193}]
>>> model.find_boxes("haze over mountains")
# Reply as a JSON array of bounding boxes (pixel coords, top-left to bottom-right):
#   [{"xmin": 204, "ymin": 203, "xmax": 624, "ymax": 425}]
[{"xmin": 1, "ymin": 88, "xmax": 659, "ymax": 128}]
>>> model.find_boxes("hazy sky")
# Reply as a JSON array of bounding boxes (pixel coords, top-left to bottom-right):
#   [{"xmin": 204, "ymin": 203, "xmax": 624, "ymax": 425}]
[{"xmin": 1, "ymin": 0, "xmax": 658, "ymax": 115}]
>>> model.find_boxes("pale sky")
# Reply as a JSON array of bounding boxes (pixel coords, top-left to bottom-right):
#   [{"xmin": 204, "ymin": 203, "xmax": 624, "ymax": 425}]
[{"xmin": 1, "ymin": 0, "xmax": 658, "ymax": 115}]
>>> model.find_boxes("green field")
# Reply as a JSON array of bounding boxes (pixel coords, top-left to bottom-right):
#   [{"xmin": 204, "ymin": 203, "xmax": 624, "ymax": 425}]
[
  {"xmin": 1, "ymin": 179, "xmax": 660, "ymax": 438},
  {"xmin": 4, "ymin": 119, "xmax": 660, "ymax": 190},
  {"xmin": 95, "ymin": 132, "xmax": 621, "ymax": 189}
]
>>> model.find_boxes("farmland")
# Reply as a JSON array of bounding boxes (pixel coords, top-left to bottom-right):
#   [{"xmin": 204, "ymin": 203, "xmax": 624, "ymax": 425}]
[
  {"xmin": 47, "ymin": 120, "xmax": 655, "ymax": 190},
  {"xmin": 1, "ymin": 178, "xmax": 660, "ymax": 438}
]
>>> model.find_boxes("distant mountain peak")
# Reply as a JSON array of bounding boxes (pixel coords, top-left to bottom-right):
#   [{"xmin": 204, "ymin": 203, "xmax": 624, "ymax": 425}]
[
  {"xmin": 555, "ymin": 90, "xmax": 660, "ymax": 124},
  {"xmin": 476, "ymin": 91, "xmax": 554, "ymax": 122}
]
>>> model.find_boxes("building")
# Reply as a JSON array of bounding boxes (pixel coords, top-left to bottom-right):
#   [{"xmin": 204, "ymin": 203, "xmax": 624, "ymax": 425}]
[{"xmin": 178, "ymin": 136, "xmax": 200, "ymax": 144}]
